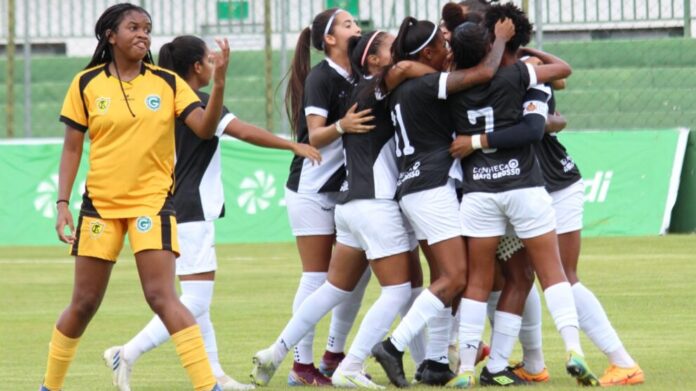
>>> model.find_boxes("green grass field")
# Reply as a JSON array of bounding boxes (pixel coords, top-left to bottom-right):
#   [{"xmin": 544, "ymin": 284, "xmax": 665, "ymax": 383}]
[{"xmin": 1, "ymin": 236, "xmax": 695, "ymax": 390}]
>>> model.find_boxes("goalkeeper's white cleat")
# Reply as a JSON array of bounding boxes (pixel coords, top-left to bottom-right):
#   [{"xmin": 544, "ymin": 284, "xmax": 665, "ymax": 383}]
[
  {"xmin": 103, "ymin": 346, "xmax": 132, "ymax": 391},
  {"xmin": 332, "ymin": 366, "xmax": 385, "ymax": 389}
]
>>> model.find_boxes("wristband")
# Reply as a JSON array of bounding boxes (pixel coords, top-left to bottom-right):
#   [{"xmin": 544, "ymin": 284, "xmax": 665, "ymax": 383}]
[
  {"xmin": 471, "ymin": 134, "xmax": 483, "ymax": 150},
  {"xmin": 56, "ymin": 199, "xmax": 70, "ymax": 205},
  {"xmin": 335, "ymin": 120, "xmax": 345, "ymax": 135}
]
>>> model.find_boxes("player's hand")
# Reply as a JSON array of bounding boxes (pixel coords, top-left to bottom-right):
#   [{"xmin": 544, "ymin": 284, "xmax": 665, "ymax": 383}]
[
  {"xmin": 450, "ymin": 135, "xmax": 475, "ymax": 159},
  {"xmin": 494, "ymin": 18, "xmax": 515, "ymax": 42},
  {"xmin": 341, "ymin": 104, "xmax": 375, "ymax": 134},
  {"xmin": 292, "ymin": 143, "xmax": 322, "ymax": 165},
  {"xmin": 55, "ymin": 203, "xmax": 76, "ymax": 244},
  {"xmin": 211, "ymin": 38, "xmax": 230, "ymax": 86}
]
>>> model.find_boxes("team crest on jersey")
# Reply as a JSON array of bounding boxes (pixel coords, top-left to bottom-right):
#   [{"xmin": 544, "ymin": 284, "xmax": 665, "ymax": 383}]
[
  {"xmin": 526, "ymin": 102, "xmax": 537, "ymax": 112},
  {"xmin": 89, "ymin": 220, "xmax": 105, "ymax": 238},
  {"xmin": 95, "ymin": 97, "xmax": 111, "ymax": 113},
  {"xmin": 145, "ymin": 95, "xmax": 161, "ymax": 111},
  {"xmin": 136, "ymin": 216, "xmax": 153, "ymax": 232}
]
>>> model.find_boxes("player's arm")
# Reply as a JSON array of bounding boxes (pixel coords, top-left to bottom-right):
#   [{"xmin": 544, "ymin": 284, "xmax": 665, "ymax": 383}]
[
  {"xmin": 384, "ymin": 60, "xmax": 437, "ymax": 91},
  {"xmin": 55, "ymin": 126, "xmax": 85, "ymax": 244},
  {"xmin": 225, "ymin": 118, "xmax": 321, "ymax": 164},
  {"xmin": 307, "ymin": 104, "xmax": 375, "ymax": 148},
  {"xmin": 445, "ymin": 18, "xmax": 515, "ymax": 94},
  {"xmin": 185, "ymin": 38, "xmax": 230, "ymax": 140},
  {"xmin": 520, "ymin": 47, "xmax": 572, "ymax": 84}
]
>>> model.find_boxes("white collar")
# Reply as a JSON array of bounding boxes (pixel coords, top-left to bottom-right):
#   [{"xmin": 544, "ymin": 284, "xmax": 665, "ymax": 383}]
[{"xmin": 325, "ymin": 57, "xmax": 352, "ymax": 81}]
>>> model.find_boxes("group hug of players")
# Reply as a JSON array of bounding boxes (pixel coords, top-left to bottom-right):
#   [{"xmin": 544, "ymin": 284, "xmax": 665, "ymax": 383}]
[{"xmin": 247, "ymin": 1, "xmax": 644, "ymax": 389}]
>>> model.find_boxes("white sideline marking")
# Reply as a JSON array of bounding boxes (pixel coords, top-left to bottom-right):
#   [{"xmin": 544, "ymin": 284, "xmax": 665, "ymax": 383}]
[{"xmin": 0, "ymin": 255, "xmax": 294, "ymax": 264}]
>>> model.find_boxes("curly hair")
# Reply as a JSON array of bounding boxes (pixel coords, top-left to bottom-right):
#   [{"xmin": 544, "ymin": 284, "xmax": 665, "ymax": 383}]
[{"xmin": 484, "ymin": 3, "xmax": 532, "ymax": 53}]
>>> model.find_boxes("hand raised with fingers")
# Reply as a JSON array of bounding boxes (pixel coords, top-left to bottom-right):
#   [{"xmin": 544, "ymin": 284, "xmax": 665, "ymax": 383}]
[
  {"xmin": 340, "ymin": 103, "xmax": 375, "ymax": 134},
  {"xmin": 494, "ymin": 18, "xmax": 515, "ymax": 42},
  {"xmin": 211, "ymin": 38, "xmax": 231, "ymax": 85}
]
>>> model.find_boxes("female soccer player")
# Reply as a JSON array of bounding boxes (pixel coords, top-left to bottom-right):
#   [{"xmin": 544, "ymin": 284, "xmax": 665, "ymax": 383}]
[
  {"xmin": 281, "ymin": 8, "xmax": 376, "ymax": 385},
  {"xmin": 446, "ymin": 4, "xmax": 600, "ymax": 387},
  {"xmin": 104, "ymin": 35, "xmax": 320, "ymax": 391},
  {"xmin": 370, "ymin": 16, "xmax": 515, "ymax": 388},
  {"xmin": 42, "ymin": 3, "xmax": 229, "ymax": 391}
]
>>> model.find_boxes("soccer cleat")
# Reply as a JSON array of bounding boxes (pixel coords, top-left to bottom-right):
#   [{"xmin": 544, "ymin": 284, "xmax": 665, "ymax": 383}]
[
  {"xmin": 211, "ymin": 385, "xmax": 223, "ymax": 391},
  {"xmin": 510, "ymin": 362, "xmax": 550, "ymax": 383},
  {"xmin": 287, "ymin": 362, "xmax": 332, "ymax": 386},
  {"xmin": 413, "ymin": 360, "xmax": 427, "ymax": 383},
  {"xmin": 38, "ymin": 386, "xmax": 52, "ymax": 391},
  {"xmin": 103, "ymin": 346, "xmax": 132, "ymax": 391},
  {"xmin": 445, "ymin": 371, "xmax": 476, "ymax": 388},
  {"xmin": 319, "ymin": 351, "xmax": 345, "ymax": 377},
  {"xmin": 479, "ymin": 366, "xmax": 529, "ymax": 386},
  {"xmin": 371, "ymin": 340, "xmax": 409, "ymax": 388},
  {"xmin": 565, "ymin": 351, "xmax": 599, "ymax": 387},
  {"xmin": 250, "ymin": 347, "xmax": 280, "ymax": 386},
  {"xmin": 332, "ymin": 366, "xmax": 385, "ymax": 389},
  {"xmin": 598, "ymin": 364, "xmax": 644, "ymax": 387},
  {"xmin": 420, "ymin": 360, "xmax": 456, "ymax": 386},
  {"xmin": 217, "ymin": 374, "xmax": 256, "ymax": 390}
]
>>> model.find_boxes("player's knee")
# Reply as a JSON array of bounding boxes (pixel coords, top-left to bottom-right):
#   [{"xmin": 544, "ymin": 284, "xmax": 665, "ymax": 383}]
[
  {"xmin": 69, "ymin": 293, "xmax": 102, "ymax": 320},
  {"xmin": 142, "ymin": 288, "xmax": 176, "ymax": 314}
]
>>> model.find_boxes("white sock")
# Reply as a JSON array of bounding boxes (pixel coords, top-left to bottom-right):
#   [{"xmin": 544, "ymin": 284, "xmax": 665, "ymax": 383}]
[
  {"xmin": 449, "ymin": 307, "xmax": 460, "ymax": 346},
  {"xmin": 198, "ymin": 310, "xmax": 224, "ymax": 378},
  {"xmin": 347, "ymin": 282, "xmax": 411, "ymax": 362},
  {"xmin": 327, "ymin": 268, "xmax": 371, "ymax": 353},
  {"xmin": 544, "ymin": 282, "xmax": 582, "ymax": 354},
  {"xmin": 337, "ymin": 353, "xmax": 364, "ymax": 373},
  {"xmin": 121, "ymin": 280, "xmax": 214, "ymax": 364},
  {"xmin": 292, "ymin": 272, "xmax": 327, "ymax": 364},
  {"xmin": 573, "ymin": 282, "xmax": 635, "ymax": 367},
  {"xmin": 425, "ymin": 307, "xmax": 452, "ymax": 364},
  {"xmin": 458, "ymin": 298, "xmax": 487, "ymax": 373},
  {"xmin": 390, "ymin": 289, "xmax": 444, "ymax": 352},
  {"xmin": 487, "ymin": 311, "xmax": 522, "ymax": 373},
  {"xmin": 520, "ymin": 286, "xmax": 545, "ymax": 374},
  {"xmin": 487, "ymin": 291, "xmax": 502, "ymax": 327},
  {"xmin": 401, "ymin": 287, "xmax": 427, "ymax": 366},
  {"xmin": 277, "ymin": 281, "xmax": 350, "ymax": 363}
]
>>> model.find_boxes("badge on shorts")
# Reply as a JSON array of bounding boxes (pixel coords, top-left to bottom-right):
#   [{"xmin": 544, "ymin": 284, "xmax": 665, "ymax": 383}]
[
  {"xmin": 136, "ymin": 216, "xmax": 153, "ymax": 232},
  {"xmin": 145, "ymin": 94, "xmax": 161, "ymax": 111},
  {"xmin": 89, "ymin": 220, "xmax": 105, "ymax": 238}
]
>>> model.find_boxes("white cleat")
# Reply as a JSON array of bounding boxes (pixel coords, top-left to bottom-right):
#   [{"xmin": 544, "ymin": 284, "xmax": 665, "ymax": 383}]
[
  {"xmin": 217, "ymin": 374, "xmax": 256, "ymax": 390},
  {"xmin": 332, "ymin": 367, "xmax": 385, "ymax": 389},
  {"xmin": 250, "ymin": 346, "xmax": 279, "ymax": 386},
  {"xmin": 103, "ymin": 346, "xmax": 132, "ymax": 391}
]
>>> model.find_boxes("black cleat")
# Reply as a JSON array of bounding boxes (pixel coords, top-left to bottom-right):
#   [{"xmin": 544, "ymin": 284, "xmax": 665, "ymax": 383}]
[
  {"xmin": 479, "ymin": 366, "xmax": 529, "ymax": 387},
  {"xmin": 420, "ymin": 360, "xmax": 457, "ymax": 386},
  {"xmin": 371, "ymin": 340, "xmax": 410, "ymax": 388},
  {"xmin": 413, "ymin": 360, "xmax": 427, "ymax": 383}
]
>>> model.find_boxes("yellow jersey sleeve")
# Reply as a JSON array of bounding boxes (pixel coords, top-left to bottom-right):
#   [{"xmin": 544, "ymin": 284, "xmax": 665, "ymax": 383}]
[
  {"xmin": 174, "ymin": 73, "xmax": 202, "ymax": 121},
  {"xmin": 59, "ymin": 73, "xmax": 89, "ymax": 132}
]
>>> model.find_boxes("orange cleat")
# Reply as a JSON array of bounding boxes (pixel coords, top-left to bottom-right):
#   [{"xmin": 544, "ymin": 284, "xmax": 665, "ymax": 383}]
[
  {"xmin": 510, "ymin": 362, "xmax": 550, "ymax": 383},
  {"xmin": 599, "ymin": 364, "xmax": 644, "ymax": 387}
]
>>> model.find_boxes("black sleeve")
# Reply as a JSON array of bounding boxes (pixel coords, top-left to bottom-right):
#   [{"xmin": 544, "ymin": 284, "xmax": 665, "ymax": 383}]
[
  {"xmin": 486, "ymin": 115, "xmax": 546, "ymax": 148},
  {"xmin": 303, "ymin": 68, "xmax": 332, "ymax": 117},
  {"xmin": 486, "ymin": 84, "xmax": 550, "ymax": 148}
]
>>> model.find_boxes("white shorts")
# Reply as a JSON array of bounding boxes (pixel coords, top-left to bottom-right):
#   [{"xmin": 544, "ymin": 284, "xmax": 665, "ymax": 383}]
[
  {"xmin": 403, "ymin": 215, "xmax": 419, "ymax": 250},
  {"xmin": 335, "ymin": 199, "xmax": 412, "ymax": 260},
  {"xmin": 550, "ymin": 180, "xmax": 584, "ymax": 234},
  {"xmin": 460, "ymin": 186, "xmax": 556, "ymax": 239},
  {"xmin": 399, "ymin": 180, "xmax": 462, "ymax": 245},
  {"xmin": 176, "ymin": 221, "xmax": 217, "ymax": 275},
  {"xmin": 285, "ymin": 188, "xmax": 338, "ymax": 236}
]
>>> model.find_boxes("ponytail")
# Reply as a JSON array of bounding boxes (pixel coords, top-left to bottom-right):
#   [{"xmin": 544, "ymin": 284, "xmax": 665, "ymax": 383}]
[
  {"xmin": 157, "ymin": 35, "xmax": 207, "ymax": 79},
  {"xmin": 392, "ymin": 17, "xmax": 437, "ymax": 63},
  {"xmin": 285, "ymin": 27, "xmax": 312, "ymax": 137}
]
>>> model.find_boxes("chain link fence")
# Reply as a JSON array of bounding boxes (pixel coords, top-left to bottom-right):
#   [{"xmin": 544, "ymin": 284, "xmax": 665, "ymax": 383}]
[{"xmin": 1, "ymin": 0, "xmax": 695, "ymax": 137}]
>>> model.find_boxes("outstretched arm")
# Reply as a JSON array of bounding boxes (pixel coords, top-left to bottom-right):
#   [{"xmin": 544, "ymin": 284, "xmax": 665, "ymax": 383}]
[{"xmin": 225, "ymin": 118, "xmax": 321, "ymax": 164}]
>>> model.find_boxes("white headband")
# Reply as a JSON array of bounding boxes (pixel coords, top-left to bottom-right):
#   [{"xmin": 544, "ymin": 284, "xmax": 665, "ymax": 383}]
[
  {"xmin": 322, "ymin": 9, "xmax": 346, "ymax": 49},
  {"xmin": 408, "ymin": 24, "xmax": 438, "ymax": 55}
]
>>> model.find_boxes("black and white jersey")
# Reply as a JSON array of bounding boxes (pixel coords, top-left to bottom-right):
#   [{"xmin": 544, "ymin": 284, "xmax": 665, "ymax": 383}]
[
  {"xmin": 174, "ymin": 91, "xmax": 235, "ymax": 223},
  {"xmin": 286, "ymin": 58, "xmax": 355, "ymax": 193},
  {"xmin": 449, "ymin": 61, "xmax": 544, "ymax": 193},
  {"xmin": 388, "ymin": 72, "xmax": 458, "ymax": 198},
  {"xmin": 337, "ymin": 76, "xmax": 398, "ymax": 204},
  {"xmin": 536, "ymin": 93, "xmax": 583, "ymax": 192}
]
